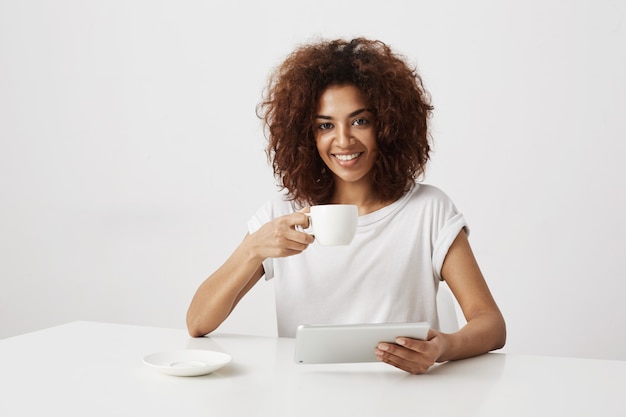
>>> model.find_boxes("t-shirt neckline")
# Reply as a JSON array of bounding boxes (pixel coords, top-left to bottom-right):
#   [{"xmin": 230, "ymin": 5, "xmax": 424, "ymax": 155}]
[{"xmin": 357, "ymin": 185, "xmax": 418, "ymax": 227}]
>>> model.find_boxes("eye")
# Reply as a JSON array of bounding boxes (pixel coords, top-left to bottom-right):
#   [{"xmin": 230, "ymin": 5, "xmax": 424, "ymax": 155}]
[
  {"xmin": 318, "ymin": 122, "xmax": 334, "ymax": 130},
  {"xmin": 352, "ymin": 118, "xmax": 369, "ymax": 126}
]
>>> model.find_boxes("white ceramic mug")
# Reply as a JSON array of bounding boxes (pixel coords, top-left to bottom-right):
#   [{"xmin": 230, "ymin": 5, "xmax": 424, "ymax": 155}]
[{"xmin": 302, "ymin": 204, "xmax": 358, "ymax": 246}]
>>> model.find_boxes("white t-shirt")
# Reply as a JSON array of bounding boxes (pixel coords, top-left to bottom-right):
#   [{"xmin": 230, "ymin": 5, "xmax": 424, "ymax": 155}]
[{"xmin": 248, "ymin": 183, "xmax": 468, "ymax": 338}]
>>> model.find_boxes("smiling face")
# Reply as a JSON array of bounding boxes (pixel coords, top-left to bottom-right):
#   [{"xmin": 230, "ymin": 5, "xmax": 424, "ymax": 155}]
[{"xmin": 314, "ymin": 84, "xmax": 378, "ymax": 191}]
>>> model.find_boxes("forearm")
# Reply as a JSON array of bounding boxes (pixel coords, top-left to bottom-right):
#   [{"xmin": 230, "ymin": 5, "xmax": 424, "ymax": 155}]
[
  {"xmin": 186, "ymin": 213, "xmax": 313, "ymax": 337},
  {"xmin": 186, "ymin": 236, "xmax": 264, "ymax": 337},
  {"xmin": 437, "ymin": 311, "xmax": 506, "ymax": 363}
]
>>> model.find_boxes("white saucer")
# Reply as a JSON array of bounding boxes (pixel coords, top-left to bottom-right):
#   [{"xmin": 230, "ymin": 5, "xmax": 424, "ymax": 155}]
[{"xmin": 143, "ymin": 350, "xmax": 232, "ymax": 376}]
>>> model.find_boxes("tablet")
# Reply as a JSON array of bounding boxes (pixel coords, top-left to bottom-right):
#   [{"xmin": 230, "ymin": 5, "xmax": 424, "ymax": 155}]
[{"xmin": 294, "ymin": 322, "xmax": 430, "ymax": 364}]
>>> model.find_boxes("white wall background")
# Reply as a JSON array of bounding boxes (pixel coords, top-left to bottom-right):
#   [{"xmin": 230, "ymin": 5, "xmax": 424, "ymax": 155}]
[{"xmin": 1, "ymin": 0, "xmax": 625, "ymax": 361}]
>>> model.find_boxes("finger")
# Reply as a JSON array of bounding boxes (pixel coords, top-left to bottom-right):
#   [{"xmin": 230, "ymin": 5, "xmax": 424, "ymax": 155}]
[
  {"xmin": 286, "ymin": 214, "xmax": 314, "ymax": 243},
  {"xmin": 286, "ymin": 227, "xmax": 314, "ymax": 246},
  {"xmin": 376, "ymin": 342, "xmax": 420, "ymax": 360},
  {"xmin": 268, "ymin": 238, "xmax": 310, "ymax": 258},
  {"xmin": 280, "ymin": 248, "xmax": 309, "ymax": 257},
  {"xmin": 298, "ymin": 232, "xmax": 315, "ymax": 245},
  {"xmin": 278, "ymin": 228, "xmax": 313, "ymax": 249},
  {"xmin": 287, "ymin": 212, "xmax": 311, "ymax": 229},
  {"xmin": 375, "ymin": 348, "xmax": 429, "ymax": 375},
  {"xmin": 426, "ymin": 328, "xmax": 440, "ymax": 341},
  {"xmin": 300, "ymin": 213, "xmax": 311, "ymax": 229},
  {"xmin": 394, "ymin": 337, "xmax": 430, "ymax": 354},
  {"xmin": 377, "ymin": 342, "xmax": 434, "ymax": 366}
]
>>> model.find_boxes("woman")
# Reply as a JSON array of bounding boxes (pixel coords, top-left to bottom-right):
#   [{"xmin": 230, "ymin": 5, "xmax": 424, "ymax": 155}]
[{"xmin": 187, "ymin": 38, "xmax": 506, "ymax": 374}]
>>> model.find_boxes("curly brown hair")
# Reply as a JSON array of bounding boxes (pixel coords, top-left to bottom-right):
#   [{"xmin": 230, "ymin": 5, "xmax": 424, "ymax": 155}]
[{"xmin": 257, "ymin": 38, "xmax": 433, "ymax": 206}]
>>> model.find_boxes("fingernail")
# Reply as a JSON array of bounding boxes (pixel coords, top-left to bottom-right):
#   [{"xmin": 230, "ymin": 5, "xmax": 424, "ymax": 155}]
[
  {"xmin": 378, "ymin": 343, "xmax": 388, "ymax": 351},
  {"xmin": 396, "ymin": 338, "xmax": 406, "ymax": 346}
]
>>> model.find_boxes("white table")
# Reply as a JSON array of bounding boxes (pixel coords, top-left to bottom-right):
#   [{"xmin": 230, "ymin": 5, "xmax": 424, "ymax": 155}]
[{"xmin": 1, "ymin": 321, "xmax": 624, "ymax": 416}]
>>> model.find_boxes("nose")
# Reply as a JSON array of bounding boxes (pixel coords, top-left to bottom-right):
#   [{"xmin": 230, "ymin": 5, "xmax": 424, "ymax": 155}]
[{"xmin": 335, "ymin": 124, "xmax": 353, "ymax": 148}]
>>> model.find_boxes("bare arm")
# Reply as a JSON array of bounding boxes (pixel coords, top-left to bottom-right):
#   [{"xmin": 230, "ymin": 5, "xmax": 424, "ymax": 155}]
[
  {"xmin": 186, "ymin": 211, "xmax": 314, "ymax": 337},
  {"xmin": 186, "ymin": 234, "xmax": 266, "ymax": 337},
  {"xmin": 434, "ymin": 229, "xmax": 506, "ymax": 361},
  {"xmin": 376, "ymin": 230, "xmax": 506, "ymax": 373}
]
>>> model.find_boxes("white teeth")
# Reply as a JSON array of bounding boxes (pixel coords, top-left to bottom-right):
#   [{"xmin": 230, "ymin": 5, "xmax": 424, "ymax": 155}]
[{"xmin": 334, "ymin": 153, "xmax": 360, "ymax": 161}]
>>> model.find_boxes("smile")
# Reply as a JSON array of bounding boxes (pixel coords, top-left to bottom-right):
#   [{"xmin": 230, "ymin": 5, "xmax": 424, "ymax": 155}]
[{"xmin": 333, "ymin": 152, "xmax": 362, "ymax": 161}]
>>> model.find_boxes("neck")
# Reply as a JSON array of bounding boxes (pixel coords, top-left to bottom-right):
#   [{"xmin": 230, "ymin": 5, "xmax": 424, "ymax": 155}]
[{"xmin": 330, "ymin": 180, "xmax": 389, "ymax": 215}]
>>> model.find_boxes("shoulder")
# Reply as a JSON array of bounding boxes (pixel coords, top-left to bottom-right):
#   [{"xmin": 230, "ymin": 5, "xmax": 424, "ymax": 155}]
[
  {"xmin": 259, "ymin": 192, "xmax": 301, "ymax": 216},
  {"xmin": 250, "ymin": 191, "xmax": 300, "ymax": 230},
  {"xmin": 402, "ymin": 183, "xmax": 464, "ymax": 229},
  {"xmin": 406, "ymin": 183, "xmax": 457, "ymax": 207}
]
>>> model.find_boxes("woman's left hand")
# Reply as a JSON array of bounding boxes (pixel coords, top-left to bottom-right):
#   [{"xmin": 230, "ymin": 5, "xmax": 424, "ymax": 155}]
[{"xmin": 375, "ymin": 329, "xmax": 446, "ymax": 374}]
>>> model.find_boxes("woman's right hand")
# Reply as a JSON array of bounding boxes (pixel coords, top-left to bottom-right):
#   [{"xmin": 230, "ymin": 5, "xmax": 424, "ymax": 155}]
[{"xmin": 245, "ymin": 210, "xmax": 315, "ymax": 261}]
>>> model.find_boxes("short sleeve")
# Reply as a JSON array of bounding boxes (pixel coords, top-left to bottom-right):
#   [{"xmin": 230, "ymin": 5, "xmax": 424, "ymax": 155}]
[
  {"xmin": 432, "ymin": 202, "xmax": 469, "ymax": 281},
  {"xmin": 247, "ymin": 195, "xmax": 296, "ymax": 281},
  {"xmin": 247, "ymin": 203, "xmax": 275, "ymax": 281}
]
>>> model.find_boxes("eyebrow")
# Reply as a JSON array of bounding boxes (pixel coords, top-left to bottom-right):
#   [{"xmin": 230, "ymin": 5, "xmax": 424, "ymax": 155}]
[{"xmin": 315, "ymin": 108, "xmax": 371, "ymax": 120}]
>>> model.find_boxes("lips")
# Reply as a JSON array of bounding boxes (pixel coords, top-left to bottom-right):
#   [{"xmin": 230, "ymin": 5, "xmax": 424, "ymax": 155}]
[{"xmin": 333, "ymin": 152, "xmax": 362, "ymax": 162}]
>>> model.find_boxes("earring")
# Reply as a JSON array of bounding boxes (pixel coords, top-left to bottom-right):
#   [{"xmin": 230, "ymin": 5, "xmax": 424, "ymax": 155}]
[{"xmin": 316, "ymin": 166, "xmax": 326, "ymax": 183}]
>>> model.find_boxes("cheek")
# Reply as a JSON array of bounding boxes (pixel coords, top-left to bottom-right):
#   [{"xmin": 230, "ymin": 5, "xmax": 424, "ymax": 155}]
[
  {"xmin": 315, "ymin": 136, "xmax": 330, "ymax": 156},
  {"xmin": 368, "ymin": 138, "xmax": 379, "ymax": 158}
]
